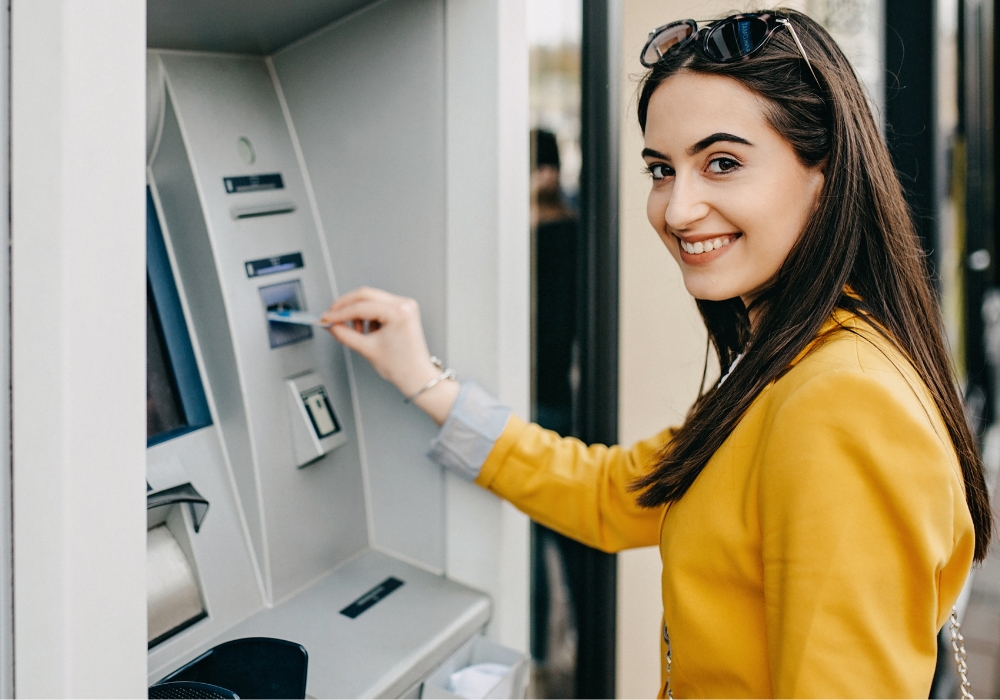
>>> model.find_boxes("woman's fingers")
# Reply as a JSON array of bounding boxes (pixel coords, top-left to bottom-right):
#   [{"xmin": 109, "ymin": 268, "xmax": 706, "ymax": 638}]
[
  {"xmin": 322, "ymin": 299, "xmax": 394, "ymax": 327},
  {"xmin": 322, "ymin": 286, "xmax": 433, "ymax": 395},
  {"xmin": 328, "ymin": 322, "xmax": 376, "ymax": 358}
]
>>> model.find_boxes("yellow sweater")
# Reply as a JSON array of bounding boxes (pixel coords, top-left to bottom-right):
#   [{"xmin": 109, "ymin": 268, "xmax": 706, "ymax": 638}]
[{"xmin": 476, "ymin": 313, "xmax": 974, "ymax": 698}]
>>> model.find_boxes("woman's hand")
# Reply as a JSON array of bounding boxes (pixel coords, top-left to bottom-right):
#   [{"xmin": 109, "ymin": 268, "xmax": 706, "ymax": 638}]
[{"xmin": 321, "ymin": 287, "xmax": 459, "ymax": 425}]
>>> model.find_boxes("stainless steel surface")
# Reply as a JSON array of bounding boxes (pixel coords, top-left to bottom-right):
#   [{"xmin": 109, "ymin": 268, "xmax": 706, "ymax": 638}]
[
  {"xmin": 209, "ymin": 549, "xmax": 490, "ymax": 699},
  {"xmin": 272, "ymin": 0, "xmax": 449, "ymax": 571},
  {"xmin": 153, "ymin": 51, "xmax": 369, "ymax": 604},
  {"xmin": 148, "ymin": 0, "xmax": 379, "ymax": 55}
]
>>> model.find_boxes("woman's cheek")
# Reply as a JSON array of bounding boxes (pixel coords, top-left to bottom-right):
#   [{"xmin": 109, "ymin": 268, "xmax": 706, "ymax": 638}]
[{"xmin": 646, "ymin": 188, "xmax": 663, "ymax": 232}]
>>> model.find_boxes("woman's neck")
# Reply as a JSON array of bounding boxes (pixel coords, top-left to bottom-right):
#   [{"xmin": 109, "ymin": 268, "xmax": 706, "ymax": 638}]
[{"xmin": 741, "ymin": 295, "xmax": 760, "ymax": 331}]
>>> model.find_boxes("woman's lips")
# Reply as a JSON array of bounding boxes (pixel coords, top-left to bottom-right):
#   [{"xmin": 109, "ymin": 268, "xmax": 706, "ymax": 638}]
[{"xmin": 676, "ymin": 232, "xmax": 741, "ymax": 265}]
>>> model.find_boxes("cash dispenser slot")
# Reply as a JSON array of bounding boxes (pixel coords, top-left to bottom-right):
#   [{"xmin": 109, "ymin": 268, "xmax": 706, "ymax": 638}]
[
  {"xmin": 147, "ymin": 482, "xmax": 209, "ymax": 533},
  {"xmin": 147, "ymin": 523, "xmax": 207, "ymax": 649},
  {"xmin": 147, "ymin": 497, "xmax": 208, "ymax": 648},
  {"xmin": 147, "ymin": 457, "xmax": 209, "ymax": 649}
]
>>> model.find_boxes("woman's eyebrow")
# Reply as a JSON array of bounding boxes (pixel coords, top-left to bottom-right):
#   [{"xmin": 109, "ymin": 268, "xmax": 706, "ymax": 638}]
[
  {"xmin": 641, "ymin": 147, "xmax": 669, "ymax": 160},
  {"xmin": 687, "ymin": 132, "xmax": 753, "ymax": 155}
]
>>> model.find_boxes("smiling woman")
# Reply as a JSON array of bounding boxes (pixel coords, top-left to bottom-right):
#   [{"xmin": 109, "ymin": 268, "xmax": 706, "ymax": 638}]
[{"xmin": 320, "ymin": 8, "xmax": 989, "ymax": 699}]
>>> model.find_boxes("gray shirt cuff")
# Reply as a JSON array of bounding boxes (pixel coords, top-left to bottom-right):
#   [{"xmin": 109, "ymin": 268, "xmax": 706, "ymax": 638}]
[{"xmin": 428, "ymin": 381, "xmax": 512, "ymax": 481}]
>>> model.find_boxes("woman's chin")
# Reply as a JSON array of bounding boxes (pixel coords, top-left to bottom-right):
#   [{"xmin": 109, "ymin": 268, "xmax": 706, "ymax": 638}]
[{"xmin": 682, "ymin": 278, "xmax": 745, "ymax": 302}]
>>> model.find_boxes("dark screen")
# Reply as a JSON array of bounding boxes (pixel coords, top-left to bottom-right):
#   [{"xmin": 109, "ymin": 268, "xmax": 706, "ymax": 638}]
[{"xmin": 147, "ymin": 280, "xmax": 186, "ymax": 439}]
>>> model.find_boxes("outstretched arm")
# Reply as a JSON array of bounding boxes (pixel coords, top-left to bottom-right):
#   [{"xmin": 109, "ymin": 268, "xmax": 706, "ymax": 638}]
[{"xmin": 324, "ymin": 287, "xmax": 669, "ymax": 552}]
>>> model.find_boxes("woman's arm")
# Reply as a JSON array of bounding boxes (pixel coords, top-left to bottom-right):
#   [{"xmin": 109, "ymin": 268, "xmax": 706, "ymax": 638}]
[
  {"xmin": 323, "ymin": 287, "xmax": 669, "ymax": 552},
  {"xmin": 476, "ymin": 414, "xmax": 671, "ymax": 552}
]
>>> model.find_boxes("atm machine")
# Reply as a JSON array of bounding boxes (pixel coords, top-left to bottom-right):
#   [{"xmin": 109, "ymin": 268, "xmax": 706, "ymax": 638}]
[{"xmin": 140, "ymin": 0, "xmax": 530, "ymax": 696}]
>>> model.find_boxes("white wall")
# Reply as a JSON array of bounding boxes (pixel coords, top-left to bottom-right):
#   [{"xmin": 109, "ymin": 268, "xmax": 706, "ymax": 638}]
[
  {"xmin": 444, "ymin": 0, "xmax": 531, "ymax": 653},
  {"xmin": 11, "ymin": 2, "xmax": 147, "ymax": 696}
]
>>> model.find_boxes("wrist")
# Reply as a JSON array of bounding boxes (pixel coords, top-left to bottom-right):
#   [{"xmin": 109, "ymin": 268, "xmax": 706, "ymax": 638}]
[
  {"xmin": 413, "ymin": 378, "xmax": 460, "ymax": 426},
  {"xmin": 400, "ymin": 356, "xmax": 459, "ymax": 425},
  {"xmin": 397, "ymin": 360, "xmax": 441, "ymax": 399}
]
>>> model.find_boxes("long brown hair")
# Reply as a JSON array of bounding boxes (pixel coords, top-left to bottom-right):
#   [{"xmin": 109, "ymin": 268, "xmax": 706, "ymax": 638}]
[{"xmin": 630, "ymin": 9, "xmax": 993, "ymax": 561}]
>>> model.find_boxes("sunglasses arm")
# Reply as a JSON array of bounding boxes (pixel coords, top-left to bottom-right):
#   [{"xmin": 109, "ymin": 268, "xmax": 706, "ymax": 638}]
[{"xmin": 776, "ymin": 18, "xmax": 820, "ymax": 87}]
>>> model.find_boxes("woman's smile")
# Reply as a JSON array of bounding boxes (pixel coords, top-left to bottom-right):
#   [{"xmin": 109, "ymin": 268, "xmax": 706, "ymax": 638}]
[{"xmin": 676, "ymin": 232, "xmax": 742, "ymax": 264}]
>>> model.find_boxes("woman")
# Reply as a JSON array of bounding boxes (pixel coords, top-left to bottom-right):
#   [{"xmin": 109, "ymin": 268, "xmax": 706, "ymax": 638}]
[{"xmin": 322, "ymin": 10, "xmax": 990, "ymax": 697}]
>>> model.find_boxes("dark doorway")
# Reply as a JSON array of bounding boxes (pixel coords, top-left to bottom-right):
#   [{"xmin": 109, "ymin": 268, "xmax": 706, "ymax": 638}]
[{"xmin": 528, "ymin": 1, "xmax": 619, "ymax": 698}]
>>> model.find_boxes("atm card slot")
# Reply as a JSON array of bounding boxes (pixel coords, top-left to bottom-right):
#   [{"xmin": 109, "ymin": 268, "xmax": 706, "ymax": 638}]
[{"xmin": 260, "ymin": 280, "xmax": 313, "ymax": 348}]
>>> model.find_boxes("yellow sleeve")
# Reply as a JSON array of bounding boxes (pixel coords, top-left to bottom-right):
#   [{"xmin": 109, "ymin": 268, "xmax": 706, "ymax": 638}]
[
  {"xmin": 475, "ymin": 415, "xmax": 672, "ymax": 552},
  {"xmin": 759, "ymin": 369, "xmax": 974, "ymax": 698}
]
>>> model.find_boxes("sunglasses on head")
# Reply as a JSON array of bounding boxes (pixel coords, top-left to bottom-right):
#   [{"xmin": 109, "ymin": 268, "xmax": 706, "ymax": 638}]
[{"xmin": 640, "ymin": 12, "xmax": 819, "ymax": 85}]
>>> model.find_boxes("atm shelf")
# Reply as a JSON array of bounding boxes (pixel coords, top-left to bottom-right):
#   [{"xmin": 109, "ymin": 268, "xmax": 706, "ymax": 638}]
[{"xmin": 154, "ymin": 549, "xmax": 491, "ymax": 699}]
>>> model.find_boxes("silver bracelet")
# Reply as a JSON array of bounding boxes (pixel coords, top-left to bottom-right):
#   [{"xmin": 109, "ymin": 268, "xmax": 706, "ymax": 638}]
[{"xmin": 404, "ymin": 356, "xmax": 456, "ymax": 404}]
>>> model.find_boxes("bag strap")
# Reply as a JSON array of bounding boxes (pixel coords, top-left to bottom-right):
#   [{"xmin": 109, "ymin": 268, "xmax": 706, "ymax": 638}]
[{"xmin": 949, "ymin": 606, "xmax": 974, "ymax": 699}]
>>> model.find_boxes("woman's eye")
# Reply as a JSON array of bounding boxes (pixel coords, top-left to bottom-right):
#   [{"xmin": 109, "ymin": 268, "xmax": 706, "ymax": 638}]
[
  {"xmin": 707, "ymin": 157, "xmax": 741, "ymax": 174},
  {"xmin": 648, "ymin": 163, "xmax": 674, "ymax": 181}
]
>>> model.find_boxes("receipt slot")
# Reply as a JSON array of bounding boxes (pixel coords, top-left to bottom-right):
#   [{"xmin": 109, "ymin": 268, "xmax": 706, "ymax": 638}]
[{"xmin": 287, "ymin": 373, "xmax": 347, "ymax": 467}]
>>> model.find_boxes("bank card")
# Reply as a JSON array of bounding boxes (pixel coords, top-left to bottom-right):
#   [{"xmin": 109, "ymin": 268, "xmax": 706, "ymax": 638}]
[{"xmin": 267, "ymin": 309, "xmax": 332, "ymax": 327}]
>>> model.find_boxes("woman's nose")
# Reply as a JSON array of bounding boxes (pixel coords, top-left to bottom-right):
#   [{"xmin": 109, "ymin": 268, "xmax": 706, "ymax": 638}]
[{"xmin": 664, "ymin": 172, "xmax": 710, "ymax": 232}]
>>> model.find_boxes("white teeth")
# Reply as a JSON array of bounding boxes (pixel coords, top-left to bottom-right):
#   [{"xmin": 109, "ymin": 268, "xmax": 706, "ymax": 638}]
[{"xmin": 680, "ymin": 235, "xmax": 736, "ymax": 255}]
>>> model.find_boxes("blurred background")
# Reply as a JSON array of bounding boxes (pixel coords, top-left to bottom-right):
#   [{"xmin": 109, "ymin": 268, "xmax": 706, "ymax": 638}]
[{"xmin": 525, "ymin": 0, "xmax": 1000, "ymax": 697}]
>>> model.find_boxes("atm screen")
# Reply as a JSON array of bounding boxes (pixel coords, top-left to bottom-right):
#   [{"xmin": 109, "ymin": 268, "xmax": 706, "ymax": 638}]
[
  {"xmin": 147, "ymin": 279, "xmax": 186, "ymax": 437},
  {"xmin": 147, "ymin": 188, "xmax": 212, "ymax": 446}
]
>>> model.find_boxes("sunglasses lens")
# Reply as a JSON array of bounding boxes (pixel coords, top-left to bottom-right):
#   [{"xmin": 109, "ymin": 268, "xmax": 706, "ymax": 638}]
[
  {"xmin": 642, "ymin": 22, "xmax": 696, "ymax": 66},
  {"xmin": 703, "ymin": 17, "xmax": 770, "ymax": 61}
]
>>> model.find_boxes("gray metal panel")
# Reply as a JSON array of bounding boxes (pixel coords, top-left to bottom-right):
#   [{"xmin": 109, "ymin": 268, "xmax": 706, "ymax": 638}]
[
  {"xmin": 272, "ymin": 0, "xmax": 448, "ymax": 572},
  {"xmin": 153, "ymin": 52, "xmax": 370, "ymax": 602},
  {"xmin": 201, "ymin": 549, "xmax": 490, "ymax": 699},
  {"xmin": 147, "ymin": 0, "xmax": 379, "ymax": 55},
  {"xmin": 150, "ymin": 94, "xmax": 267, "ymax": 579}
]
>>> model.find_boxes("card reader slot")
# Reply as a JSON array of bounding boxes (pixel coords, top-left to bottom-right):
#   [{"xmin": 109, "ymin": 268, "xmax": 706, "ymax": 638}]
[{"xmin": 260, "ymin": 280, "xmax": 313, "ymax": 349}]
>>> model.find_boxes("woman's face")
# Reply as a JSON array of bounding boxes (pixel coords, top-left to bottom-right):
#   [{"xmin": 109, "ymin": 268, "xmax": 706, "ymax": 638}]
[{"xmin": 643, "ymin": 71, "xmax": 825, "ymax": 303}]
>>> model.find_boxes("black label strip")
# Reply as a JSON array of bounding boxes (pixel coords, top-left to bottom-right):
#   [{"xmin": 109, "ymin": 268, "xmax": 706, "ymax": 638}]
[
  {"xmin": 245, "ymin": 252, "xmax": 304, "ymax": 278},
  {"xmin": 339, "ymin": 577, "xmax": 404, "ymax": 619},
  {"xmin": 224, "ymin": 173, "xmax": 284, "ymax": 194}
]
